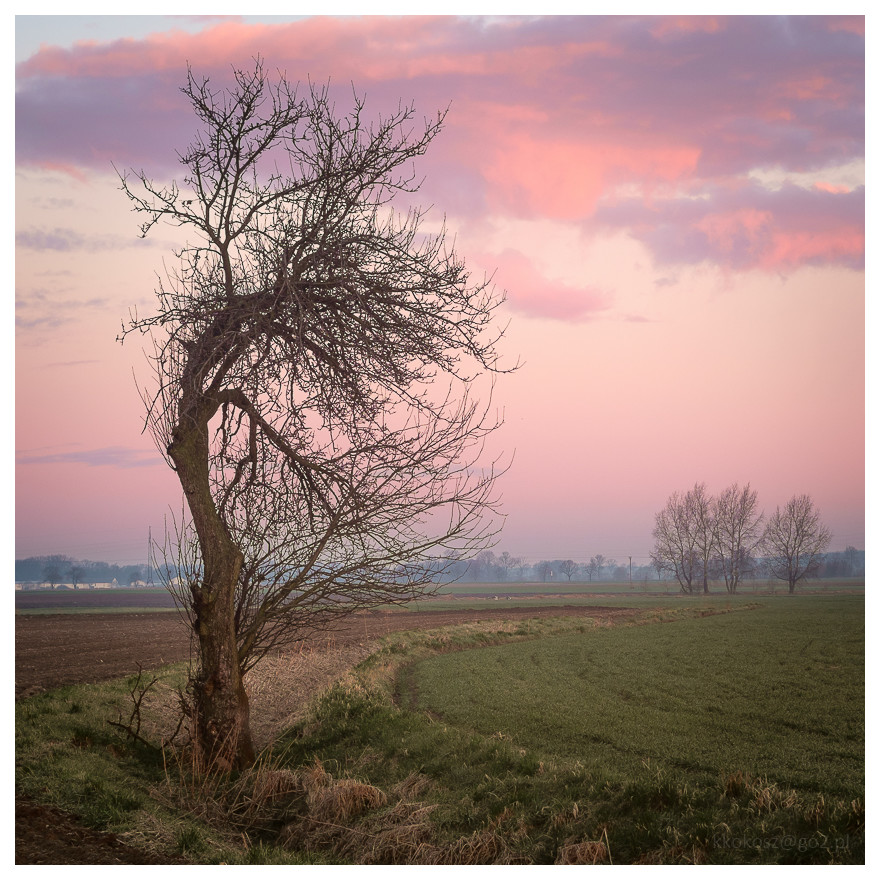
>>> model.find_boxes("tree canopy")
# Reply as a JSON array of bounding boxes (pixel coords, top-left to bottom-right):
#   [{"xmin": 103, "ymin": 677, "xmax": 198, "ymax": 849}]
[{"xmin": 120, "ymin": 62, "xmax": 510, "ymax": 767}]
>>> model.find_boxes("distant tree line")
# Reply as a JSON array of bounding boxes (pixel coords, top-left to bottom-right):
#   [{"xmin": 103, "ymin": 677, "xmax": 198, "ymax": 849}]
[
  {"xmin": 15, "ymin": 537, "xmax": 862, "ymax": 591},
  {"xmin": 14, "ymin": 555, "xmax": 150, "ymax": 588},
  {"xmin": 433, "ymin": 550, "xmax": 654, "ymax": 584}
]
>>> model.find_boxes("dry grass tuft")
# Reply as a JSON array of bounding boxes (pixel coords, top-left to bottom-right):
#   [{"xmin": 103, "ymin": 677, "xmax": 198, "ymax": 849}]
[
  {"xmin": 724, "ymin": 770, "xmax": 748, "ymax": 798},
  {"xmin": 850, "ymin": 798, "xmax": 864, "ymax": 827},
  {"xmin": 297, "ymin": 755, "xmax": 331, "ymax": 790},
  {"xmin": 803, "ymin": 793, "xmax": 826, "ymax": 827},
  {"xmin": 390, "ymin": 771, "xmax": 434, "ymax": 800},
  {"xmin": 430, "ymin": 829, "xmax": 517, "ymax": 865},
  {"xmin": 634, "ymin": 844, "xmax": 708, "ymax": 865},
  {"xmin": 249, "ymin": 768, "xmax": 302, "ymax": 804},
  {"xmin": 556, "ymin": 839, "xmax": 609, "ymax": 865},
  {"xmin": 276, "ymin": 759, "xmax": 521, "ymax": 864},
  {"xmin": 345, "ymin": 801, "xmax": 438, "ymax": 864},
  {"xmin": 307, "ymin": 778, "xmax": 388, "ymax": 823},
  {"xmin": 745, "ymin": 777, "xmax": 799, "ymax": 813},
  {"xmin": 549, "ymin": 801, "xmax": 581, "ymax": 829},
  {"xmin": 154, "ymin": 744, "xmax": 306, "ymax": 835},
  {"xmin": 724, "ymin": 772, "xmax": 802, "ymax": 814},
  {"xmin": 278, "ymin": 793, "xmax": 436, "ymax": 862}
]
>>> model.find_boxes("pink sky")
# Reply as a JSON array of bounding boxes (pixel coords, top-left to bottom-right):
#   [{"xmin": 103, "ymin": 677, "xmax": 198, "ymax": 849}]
[{"xmin": 14, "ymin": 15, "xmax": 865, "ymax": 564}]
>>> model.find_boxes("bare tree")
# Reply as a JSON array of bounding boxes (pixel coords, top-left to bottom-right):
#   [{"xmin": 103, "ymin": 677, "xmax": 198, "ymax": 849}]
[
  {"xmin": 42, "ymin": 563, "xmax": 61, "ymax": 590},
  {"xmin": 590, "ymin": 554, "xmax": 606, "ymax": 581},
  {"xmin": 68, "ymin": 565, "xmax": 86, "ymax": 590},
  {"xmin": 497, "ymin": 551, "xmax": 524, "ymax": 582},
  {"xmin": 651, "ymin": 489, "xmax": 701, "ymax": 594},
  {"xmin": 559, "ymin": 559, "xmax": 579, "ymax": 581},
  {"xmin": 681, "ymin": 483, "xmax": 714, "ymax": 594},
  {"xmin": 536, "ymin": 560, "xmax": 554, "ymax": 582},
  {"xmin": 611, "ymin": 563, "xmax": 628, "ymax": 582},
  {"xmin": 843, "ymin": 545, "xmax": 863, "ymax": 577},
  {"xmin": 762, "ymin": 494, "xmax": 832, "ymax": 593},
  {"xmin": 119, "ymin": 63, "xmax": 509, "ymax": 768},
  {"xmin": 472, "ymin": 549, "xmax": 500, "ymax": 582},
  {"xmin": 713, "ymin": 483, "xmax": 763, "ymax": 594}
]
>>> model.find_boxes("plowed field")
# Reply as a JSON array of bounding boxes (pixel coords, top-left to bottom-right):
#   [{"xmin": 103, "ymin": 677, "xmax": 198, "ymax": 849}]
[{"xmin": 15, "ymin": 604, "xmax": 636, "ymax": 698}]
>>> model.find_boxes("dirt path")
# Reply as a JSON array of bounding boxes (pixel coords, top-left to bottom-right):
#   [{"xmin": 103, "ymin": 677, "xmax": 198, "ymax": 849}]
[{"xmin": 16, "ymin": 604, "xmax": 636, "ymax": 864}]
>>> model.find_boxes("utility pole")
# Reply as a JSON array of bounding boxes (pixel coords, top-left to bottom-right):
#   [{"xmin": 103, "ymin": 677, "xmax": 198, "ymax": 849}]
[
  {"xmin": 629, "ymin": 555, "xmax": 632, "ymax": 584},
  {"xmin": 147, "ymin": 527, "xmax": 154, "ymax": 585}
]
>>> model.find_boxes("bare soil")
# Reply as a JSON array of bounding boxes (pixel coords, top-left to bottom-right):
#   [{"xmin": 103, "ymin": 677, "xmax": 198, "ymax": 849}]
[
  {"xmin": 16, "ymin": 603, "xmax": 636, "ymax": 864},
  {"xmin": 15, "ymin": 604, "xmax": 635, "ymax": 698}
]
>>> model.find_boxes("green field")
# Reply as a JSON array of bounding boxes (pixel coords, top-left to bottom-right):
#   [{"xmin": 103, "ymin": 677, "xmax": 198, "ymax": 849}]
[
  {"xmin": 431, "ymin": 578, "xmax": 865, "ymax": 596},
  {"xmin": 407, "ymin": 578, "xmax": 865, "ymax": 610},
  {"xmin": 292, "ymin": 595, "xmax": 864, "ymax": 863},
  {"xmin": 410, "ymin": 597, "xmax": 863, "ymax": 792}
]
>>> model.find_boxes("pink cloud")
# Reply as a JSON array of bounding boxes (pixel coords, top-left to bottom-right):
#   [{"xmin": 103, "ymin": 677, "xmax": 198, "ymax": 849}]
[
  {"xmin": 34, "ymin": 161, "xmax": 89, "ymax": 183},
  {"xmin": 650, "ymin": 16, "xmax": 723, "ymax": 39},
  {"xmin": 597, "ymin": 183, "xmax": 864, "ymax": 272},
  {"xmin": 696, "ymin": 209, "xmax": 774, "ymax": 257},
  {"xmin": 486, "ymin": 249, "xmax": 610, "ymax": 321},
  {"xmin": 761, "ymin": 227, "xmax": 864, "ymax": 270},
  {"xmin": 14, "ymin": 15, "xmax": 864, "ymax": 301},
  {"xmin": 772, "ymin": 75, "xmax": 844, "ymax": 103},
  {"xmin": 814, "ymin": 181, "xmax": 850, "ymax": 194},
  {"xmin": 826, "ymin": 16, "xmax": 864, "ymax": 36},
  {"xmin": 478, "ymin": 134, "xmax": 701, "ymax": 220}
]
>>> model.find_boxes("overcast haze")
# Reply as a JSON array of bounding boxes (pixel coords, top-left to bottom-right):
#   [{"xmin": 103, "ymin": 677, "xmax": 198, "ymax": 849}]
[{"xmin": 14, "ymin": 14, "xmax": 865, "ymax": 565}]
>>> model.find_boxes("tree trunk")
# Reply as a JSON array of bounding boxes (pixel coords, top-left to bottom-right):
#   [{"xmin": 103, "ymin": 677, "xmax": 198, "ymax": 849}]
[
  {"xmin": 169, "ymin": 412, "xmax": 256, "ymax": 770},
  {"xmin": 192, "ymin": 584, "xmax": 256, "ymax": 770}
]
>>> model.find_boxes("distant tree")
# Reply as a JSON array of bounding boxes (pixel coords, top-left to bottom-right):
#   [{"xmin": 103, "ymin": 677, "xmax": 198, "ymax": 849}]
[
  {"xmin": 536, "ymin": 560, "xmax": 554, "ymax": 582},
  {"xmin": 497, "ymin": 551, "xmax": 525, "ymax": 582},
  {"xmin": 68, "ymin": 565, "xmax": 86, "ymax": 590},
  {"xmin": 652, "ymin": 489, "xmax": 701, "ymax": 593},
  {"xmin": 652, "ymin": 555, "xmax": 666, "ymax": 582},
  {"xmin": 843, "ymin": 545, "xmax": 863, "ymax": 577},
  {"xmin": 42, "ymin": 563, "xmax": 61, "ymax": 589},
  {"xmin": 762, "ymin": 494, "xmax": 832, "ymax": 593},
  {"xmin": 688, "ymin": 483, "xmax": 714, "ymax": 594},
  {"xmin": 591, "ymin": 554, "xmax": 606, "ymax": 581},
  {"xmin": 471, "ymin": 550, "xmax": 500, "ymax": 582},
  {"xmin": 559, "ymin": 559, "xmax": 579, "ymax": 581},
  {"xmin": 584, "ymin": 559, "xmax": 597, "ymax": 582},
  {"xmin": 713, "ymin": 483, "xmax": 763, "ymax": 594}
]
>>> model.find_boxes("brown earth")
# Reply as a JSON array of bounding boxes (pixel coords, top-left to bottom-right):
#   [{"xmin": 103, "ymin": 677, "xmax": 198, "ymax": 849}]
[
  {"xmin": 16, "ymin": 603, "xmax": 636, "ymax": 864},
  {"xmin": 15, "ymin": 604, "xmax": 636, "ymax": 698}
]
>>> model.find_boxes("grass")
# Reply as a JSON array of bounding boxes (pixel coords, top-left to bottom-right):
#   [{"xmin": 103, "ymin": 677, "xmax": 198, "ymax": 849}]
[
  {"xmin": 16, "ymin": 596, "xmax": 863, "ymax": 864},
  {"xmin": 15, "ymin": 664, "xmax": 338, "ymax": 864},
  {"xmin": 420, "ymin": 577, "xmax": 864, "ymax": 596},
  {"xmin": 281, "ymin": 596, "xmax": 864, "ymax": 863},
  {"xmin": 408, "ymin": 597, "xmax": 863, "ymax": 793}
]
